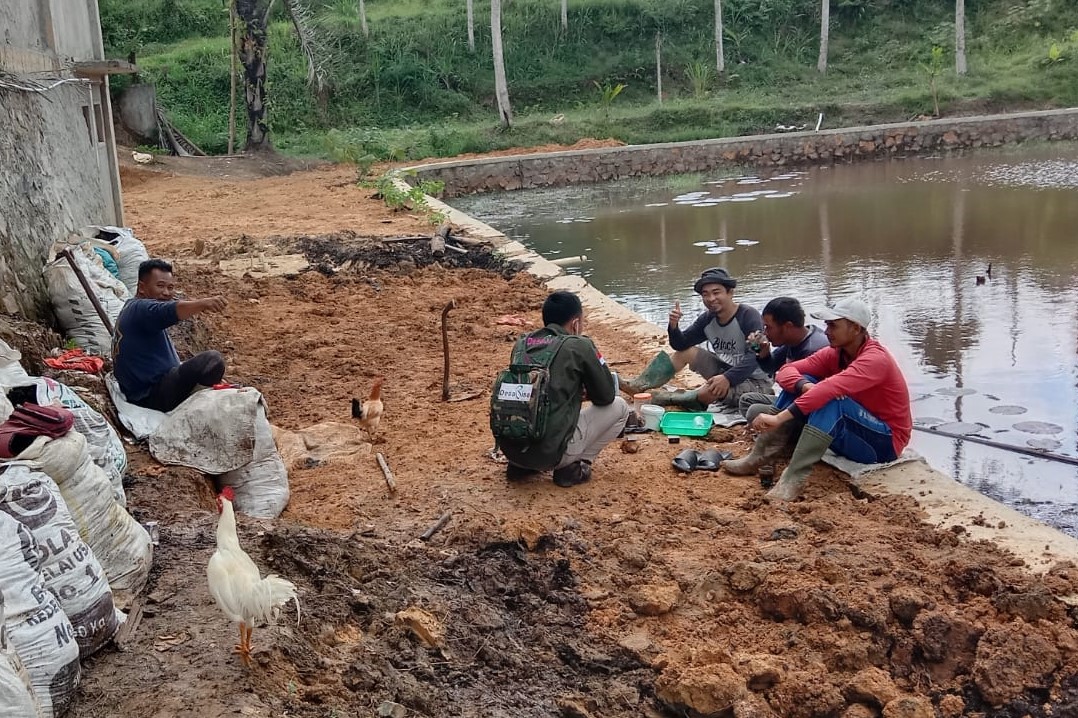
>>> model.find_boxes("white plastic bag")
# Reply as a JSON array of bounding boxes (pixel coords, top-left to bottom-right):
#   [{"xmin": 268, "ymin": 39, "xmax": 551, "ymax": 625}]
[
  {"xmin": 31, "ymin": 377, "xmax": 127, "ymax": 507},
  {"xmin": 42, "ymin": 242, "xmax": 129, "ymax": 355},
  {"xmin": 0, "ymin": 510, "xmax": 80, "ymax": 718},
  {"xmin": 0, "ymin": 462, "xmax": 123, "ymax": 657},
  {"xmin": 219, "ymin": 402, "xmax": 290, "ymax": 518},
  {"xmin": 0, "ymin": 593, "xmax": 44, "ymax": 718},
  {"xmin": 84, "ymin": 226, "xmax": 149, "ymax": 296},
  {"xmin": 18, "ymin": 432, "xmax": 152, "ymax": 607}
]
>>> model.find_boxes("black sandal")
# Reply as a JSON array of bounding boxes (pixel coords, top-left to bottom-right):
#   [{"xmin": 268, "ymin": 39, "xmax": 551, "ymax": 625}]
[
  {"xmin": 696, "ymin": 449, "xmax": 733, "ymax": 471},
  {"xmin": 672, "ymin": 449, "xmax": 699, "ymax": 473}
]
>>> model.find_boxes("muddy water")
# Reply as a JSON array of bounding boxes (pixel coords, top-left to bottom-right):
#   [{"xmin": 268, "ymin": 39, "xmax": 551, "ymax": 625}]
[{"xmin": 453, "ymin": 145, "xmax": 1078, "ymax": 536}]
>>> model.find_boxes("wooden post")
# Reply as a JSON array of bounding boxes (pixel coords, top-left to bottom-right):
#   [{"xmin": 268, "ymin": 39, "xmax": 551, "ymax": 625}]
[
  {"xmin": 441, "ymin": 300, "xmax": 456, "ymax": 401},
  {"xmin": 655, "ymin": 32, "xmax": 662, "ymax": 105},
  {"xmin": 228, "ymin": 0, "xmax": 238, "ymax": 154}
]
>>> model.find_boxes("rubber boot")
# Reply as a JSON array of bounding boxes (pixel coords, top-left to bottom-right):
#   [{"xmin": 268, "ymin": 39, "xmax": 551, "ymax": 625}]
[
  {"xmin": 649, "ymin": 388, "xmax": 706, "ymax": 412},
  {"xmin": 766, "ymin": 425, "xmax": 833, "ymax": 502},
  {"xmin": 621, "ymin": 352, "xmax": 676, "ymax": 395},
  {"xmin": 720, "ymin": 422, "xmax": 796, "ymax": 476}
]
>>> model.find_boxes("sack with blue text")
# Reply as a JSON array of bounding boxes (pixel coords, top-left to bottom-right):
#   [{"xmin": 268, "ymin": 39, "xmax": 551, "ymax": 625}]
[{"xmin": 489, "ymin": 334, "xmax": 566, "ymax": 442}]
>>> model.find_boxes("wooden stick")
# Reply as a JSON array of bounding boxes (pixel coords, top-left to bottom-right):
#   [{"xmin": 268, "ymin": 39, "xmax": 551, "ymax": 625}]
[
  {"xmin": 375, "ymin": 453, "xmax": 397, "ymax": 494},
  {"xmin": 912, "ymin": 425, "xmax": 1078, "ymax": 467},
  {"xmin": 420, "ymin": 511, "xmax": 452, "ymax": 541},
  {"xmin": 441, "ymin": 300, "xmax": 456, "ymax": 401},
  {"xmin": 60, "ymin": 249, "xmax": 115, "ymax": 335},
  {"xmin": 444, "ymin": 243, "xmax": 468, "ymax": 254},
  {"xmin": 114, "ymin": 599, "xmax": 145, "ymax": 652}
]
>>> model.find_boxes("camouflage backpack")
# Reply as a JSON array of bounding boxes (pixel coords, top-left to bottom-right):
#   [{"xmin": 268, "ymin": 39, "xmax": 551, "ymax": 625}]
[{"xmin": 490, "ymin": 332, "xmax": 568, "ymax": 442}]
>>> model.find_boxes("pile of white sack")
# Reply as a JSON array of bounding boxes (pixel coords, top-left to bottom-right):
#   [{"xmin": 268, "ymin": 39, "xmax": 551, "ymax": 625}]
[{"xmin": 41, "ymin": 226, "xmax": 149, "ymax": 356}]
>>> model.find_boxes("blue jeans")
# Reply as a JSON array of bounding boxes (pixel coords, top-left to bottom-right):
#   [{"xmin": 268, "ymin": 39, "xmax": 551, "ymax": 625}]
[{"xmin": 779, "ymin": 376, "xmax": 897, "ymax": 464}]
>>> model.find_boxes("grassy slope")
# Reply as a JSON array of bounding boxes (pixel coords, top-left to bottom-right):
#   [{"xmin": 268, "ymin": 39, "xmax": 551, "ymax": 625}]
[{"xmin": 103, "ymin": 0, "xmax": 1078, "ymax": 159}]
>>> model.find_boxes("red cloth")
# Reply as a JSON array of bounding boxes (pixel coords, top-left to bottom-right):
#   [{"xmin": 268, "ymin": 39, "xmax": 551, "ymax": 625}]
[
  {"xmin": 776, "ymin": 339, "xmax": 912, "ymax": 457},
  {"xmin": 44, "ymin": 348, "xmax": 105, "ymax": 374}
]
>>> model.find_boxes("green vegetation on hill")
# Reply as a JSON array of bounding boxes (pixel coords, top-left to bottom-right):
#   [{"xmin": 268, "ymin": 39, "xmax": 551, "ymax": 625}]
[{"xmin": 102, "ymin": 0, "xmax": 1078, "ymax": 159}]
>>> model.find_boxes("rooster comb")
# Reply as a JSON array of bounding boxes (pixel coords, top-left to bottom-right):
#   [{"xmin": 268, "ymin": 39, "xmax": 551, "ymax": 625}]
[{"xmin": 219, "ymin": 486, "xmax": 235, "ymax": 501}]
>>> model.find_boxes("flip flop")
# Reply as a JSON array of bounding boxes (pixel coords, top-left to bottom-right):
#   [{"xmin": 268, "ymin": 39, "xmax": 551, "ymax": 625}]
[
  {"xmin": 696, "ymin": 448, "xmax": 733, "ymax": 471},
  {"xmin": 672, "ymin": 449, "xmax": 699, "ymax": 473}
]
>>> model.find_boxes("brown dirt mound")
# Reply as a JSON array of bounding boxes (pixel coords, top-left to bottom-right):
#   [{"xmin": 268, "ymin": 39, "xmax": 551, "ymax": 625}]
[{"xmin": 57, "ymin": 163, "xmax": 1078, "ymax": 717}]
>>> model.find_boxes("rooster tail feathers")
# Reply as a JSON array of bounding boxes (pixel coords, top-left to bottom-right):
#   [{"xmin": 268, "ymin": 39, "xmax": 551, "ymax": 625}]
[
  {"xmin": 243, "ymin": 574, "xmax": 300, "ymax": 625},
  {"xmin": 350, "ymin": 397, "xmax": 364, "ymax": 420}
]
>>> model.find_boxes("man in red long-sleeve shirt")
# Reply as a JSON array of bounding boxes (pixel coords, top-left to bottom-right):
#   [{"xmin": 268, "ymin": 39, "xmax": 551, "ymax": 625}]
[{"xmin": 741, "ymin": 297, "xmax": 912, "ymax": 501}]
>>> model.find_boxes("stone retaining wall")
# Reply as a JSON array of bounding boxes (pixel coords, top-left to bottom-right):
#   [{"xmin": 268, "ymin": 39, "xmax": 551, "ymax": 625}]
[{"xmin": 405, "ymin": 108, "xmax": 1078, "ymax": 197}]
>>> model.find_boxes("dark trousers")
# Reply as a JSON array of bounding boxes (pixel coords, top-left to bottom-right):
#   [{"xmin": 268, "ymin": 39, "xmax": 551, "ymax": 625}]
[{"xmin": 138, "ymin": 351, "xmax": 227, "ymax": 413}]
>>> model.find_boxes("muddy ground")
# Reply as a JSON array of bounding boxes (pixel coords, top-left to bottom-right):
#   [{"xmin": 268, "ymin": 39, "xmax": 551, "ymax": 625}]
[{"xmin": 48, "ymin": 152, "xmax": 1078, "ymax": 717}]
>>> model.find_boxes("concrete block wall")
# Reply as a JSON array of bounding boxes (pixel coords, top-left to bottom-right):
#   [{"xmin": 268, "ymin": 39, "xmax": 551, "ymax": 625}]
[
  {"xmin": 0, "ymin": 85, "xmax": 108, "ymax": 318},
  {"xmin": 406, "ymin": 108, "xmax": 1078, "ymax": 197}
]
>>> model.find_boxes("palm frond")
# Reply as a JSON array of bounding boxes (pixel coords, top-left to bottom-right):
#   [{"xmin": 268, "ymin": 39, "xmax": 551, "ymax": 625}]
[{"xmin": 283, "ymin": 0, "xmax": 333, "ymax": 94}]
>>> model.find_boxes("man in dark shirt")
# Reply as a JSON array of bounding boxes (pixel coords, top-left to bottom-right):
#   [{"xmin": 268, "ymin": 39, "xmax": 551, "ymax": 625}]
[
  {"xmin": 112, "ymin": 259, "xmax": 228, "ymax": 412},
  {"xmin": 738, "ymin": 296, "xmax": 829, "ymax": 420},
  {"xmin": 497, "ymin": 291, "xmax": 631, "ymax": 488},
  {"xmin": 622, "ymin": 267, "xmax": 773, "ymax": 410}
]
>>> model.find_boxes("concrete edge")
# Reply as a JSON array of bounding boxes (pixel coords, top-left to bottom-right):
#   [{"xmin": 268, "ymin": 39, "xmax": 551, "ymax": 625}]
[
  {"xmin": 422, "ymin": 189, "xmax": 1078, "ymax": 577},
  {"xmin": 398, "ymin": 106, "xmax": 1078, "ymax": 178}
]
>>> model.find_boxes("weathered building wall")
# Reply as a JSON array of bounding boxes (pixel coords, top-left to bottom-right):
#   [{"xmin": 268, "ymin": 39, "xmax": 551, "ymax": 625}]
[
  {"xmin": 1, "ymin": 0, "xmax": 120, "ymax": 320},
  {"xmin": 0, "ymin": 84, "xmax": 108, "ymax": 318},
  {"xmin": 407, "ymin": 108, "xmax": 1078, "ymax": 197}
]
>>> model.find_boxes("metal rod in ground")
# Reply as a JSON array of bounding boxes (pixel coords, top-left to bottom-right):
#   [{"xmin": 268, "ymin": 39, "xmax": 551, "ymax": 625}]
[
  {"xmin": 420, "ymin": 511, "xmax": 452, "ymax": 541},
  {"xmin": 441, "ymin": 300, "xmax": 456, "ymax": 401},
  {"xmin": 375, "ymin": 452, "xmax": 397, "ymax": 493},
  {"xmin": 912, "ymin": 425, "xmax": 1078, "ymax": 468},
  {"xmin": 60, "ymin": 249, "xmax": 115, "ymax": 336}
]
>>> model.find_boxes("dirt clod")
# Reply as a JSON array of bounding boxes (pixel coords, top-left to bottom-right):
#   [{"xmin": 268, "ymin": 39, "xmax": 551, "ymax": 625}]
[
  {"xmin": 881, "ymin": 695, "xmax": 934, "ymax": 718},
  {"xmin": 845, "ymin": 666, "xmax": 901, "ymax": 707},
  {"xmin": 973, "ymin": 623, "xmax": 1062, "ymax": 706},
  {"xmin": 628, "ymin": 582, "xmax": 681, "ymax": 616}
]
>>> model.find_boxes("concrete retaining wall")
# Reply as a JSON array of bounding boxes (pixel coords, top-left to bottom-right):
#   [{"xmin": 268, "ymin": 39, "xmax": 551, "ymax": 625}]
[
  {"xmin": 407, "ymin": 108, "xmax": 1078, "ymax": 197},
  {"xmin": 0, "ymin": 85, "xmax": 108, "ymax": 318}
]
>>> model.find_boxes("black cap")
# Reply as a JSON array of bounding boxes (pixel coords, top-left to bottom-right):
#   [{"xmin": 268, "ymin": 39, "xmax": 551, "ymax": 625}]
[{"xmin": 693, "ymin": 267, "xmax": 737, "ymax": 293}]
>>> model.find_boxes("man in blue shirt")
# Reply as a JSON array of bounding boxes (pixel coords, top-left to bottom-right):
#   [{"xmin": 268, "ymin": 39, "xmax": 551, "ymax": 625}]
[
  {"xmin": 112, "ymin": 259, "xmax": 228, "ymax": 412},
  {"xmin": 739, "ymin": 296, "xmax": 830, "ymax": 420}
]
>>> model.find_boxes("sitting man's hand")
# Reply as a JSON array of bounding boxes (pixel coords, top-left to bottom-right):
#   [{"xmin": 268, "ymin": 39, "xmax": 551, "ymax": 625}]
[
  {"xmin": 704, "ymin": 374, "xmax": 731, "ymax": 401},
  {"xmin": 668, "ymin": 301, "xmax": 683, "ymax": 328},
  {"xmin": 752, "ymin": 412, "xmax": 783, "ymax": 432}
]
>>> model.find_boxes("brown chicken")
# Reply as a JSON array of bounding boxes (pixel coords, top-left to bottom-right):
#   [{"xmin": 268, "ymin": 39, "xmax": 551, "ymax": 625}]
[{"xmin": 350, "ymin": 377, "xmax": 384, "ymax": 442}]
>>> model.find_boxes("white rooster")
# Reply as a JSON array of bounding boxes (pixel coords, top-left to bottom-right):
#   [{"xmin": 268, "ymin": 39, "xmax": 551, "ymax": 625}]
[{"xmin": 207, "ymin": 486, "xmax": 300, "ymax": 667}]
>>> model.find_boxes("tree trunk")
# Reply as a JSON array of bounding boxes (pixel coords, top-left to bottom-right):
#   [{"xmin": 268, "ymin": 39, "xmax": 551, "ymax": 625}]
[
  {"xmin": 655, "ymin": 32, "xmax": 662, "ymax": 105},
  {"xmin": 466, "ymin": 0, "xmax": 475, "ymax": 52},
  {"xmin": 491, "ymin": 0, "xmax": 512, "ymax": 128},
  {"xmin": 228, "ymin": 0, "xmax": 238, "ymax": 154},
  {"xmin": 817, "ymin": 0, "xmax": 830, "ymax": 73},
  {"xmin": 560, "ymin": 0, "xmax": 567, "ymax": 32},
  {"xmin": 714, "ymin": 0, "xmax": 724, "ymax": 74},
  {"xmin": 358, "ymin": 0, "xmax": 368, "ymax": 38},
  {"xmin": 236, "ymin": 0, "xmax": 274, "ymax": 152},
  {"xmin": 955, "ymin": 0, "xmax": 967, "ymax": 75}
]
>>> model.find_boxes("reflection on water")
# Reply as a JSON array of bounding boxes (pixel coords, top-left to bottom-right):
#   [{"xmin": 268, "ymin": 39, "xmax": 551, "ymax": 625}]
[{"xmin": 453, "ymin": 145, "xmax": 1078, "ymax": 536}]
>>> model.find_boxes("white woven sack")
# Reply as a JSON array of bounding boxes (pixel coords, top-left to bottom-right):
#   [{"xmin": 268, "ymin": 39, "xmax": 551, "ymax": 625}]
[
  {"xmin": 0, "ymin": 340, "xmax": 30, "ymax": 390},
  {"xmin": 147, "ymin": 388, "xmax": 260, "ymax": 474},
  {"xmin": 85, "ymin": 226, "xmax": 149, "ymax": 295},
  {"xmin": 32, "ymin": 377, "xmax": 127, "ymax": 507},
  {"xmin": 18, "ymin": 432, "xmax": 152, "ymax": 607},
  {"xmin": 0, "ymin": 592, "xmax": 44, "ymax": 718},
  {"xmin": 219, "ymin": 401, "xmax": 290, "ymax": 518},
  {"xmin": 0, "ymin": 462, "xmax": 123, "ymax": 658},
  {"xmin": 42, "ymin": 243, "xmax": 129, "ymax": 355},
  {"xmin": 0, "ymin": 511, "xmax": 80, "ymax": 718}
]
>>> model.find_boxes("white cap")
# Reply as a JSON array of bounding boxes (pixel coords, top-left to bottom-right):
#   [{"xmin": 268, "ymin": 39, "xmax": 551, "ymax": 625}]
[{"xmin": 811, "ymin": 298, "xmax": 872, "ymax": 329}]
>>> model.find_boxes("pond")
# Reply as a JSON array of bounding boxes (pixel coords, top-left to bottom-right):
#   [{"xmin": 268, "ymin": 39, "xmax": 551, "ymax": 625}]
[{"xmin": 452, "ymin": 144, "xmax": 1078, "ymax": 537}]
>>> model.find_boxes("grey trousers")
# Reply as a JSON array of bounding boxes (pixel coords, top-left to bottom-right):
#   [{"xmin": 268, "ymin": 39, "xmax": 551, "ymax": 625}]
[
  {"xmin": 556, "ymin": 396, "xmax": 632, "ymax": 469},
  {"xmin": 739, "ymin": 391, "xmax": 780, "ymax": 420},
  {"xmin": 688, "ymin": 351, "xmax": 774, "ymax": 410}
]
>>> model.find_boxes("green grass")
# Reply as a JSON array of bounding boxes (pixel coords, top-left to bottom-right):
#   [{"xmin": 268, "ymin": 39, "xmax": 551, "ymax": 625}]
[{"xmin": 102, "ymin": 0, "xmax": 1078, "ymax": 158}]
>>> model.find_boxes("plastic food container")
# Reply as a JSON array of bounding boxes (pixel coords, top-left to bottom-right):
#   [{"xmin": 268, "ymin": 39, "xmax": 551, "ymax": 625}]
[
  {"xmin": 641, "ymin": 404, "xmax": 665, "ymax": 431},
  {"xmin": 659, "ymin": 411, "xmax": 714, "ymax": 437},
  {"xmin": 632, "ymin": 392, "xmax": 653, "ymax": 412}
]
